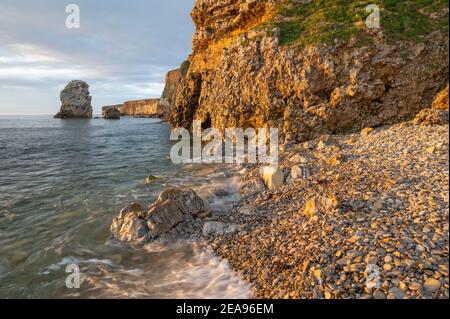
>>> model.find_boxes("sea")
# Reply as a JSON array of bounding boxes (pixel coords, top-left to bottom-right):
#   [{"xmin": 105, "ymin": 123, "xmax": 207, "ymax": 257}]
[{"xmin": 0, "ymin": 116, "xmax": 251, "ymax": 298}]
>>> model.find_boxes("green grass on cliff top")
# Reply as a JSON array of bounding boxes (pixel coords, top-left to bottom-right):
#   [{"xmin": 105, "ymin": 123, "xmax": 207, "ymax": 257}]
[{"xmin": 273, "ymin": 0, "xmax": 449, "ymax": 46}]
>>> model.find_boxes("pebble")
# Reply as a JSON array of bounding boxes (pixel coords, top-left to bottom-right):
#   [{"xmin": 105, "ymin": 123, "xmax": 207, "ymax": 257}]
[{"xmin": 424, "ymin": 278, "xmax": 441, "ymax": 294}]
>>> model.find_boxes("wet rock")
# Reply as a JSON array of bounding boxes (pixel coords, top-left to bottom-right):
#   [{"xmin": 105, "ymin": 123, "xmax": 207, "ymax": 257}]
[
  {"xmin": 111, "ymin": 214, "xmax": 149, "ymax": 245},
  {"xmin": 157, "ymin": 188, "xmax": 206, "ymax": 217},
  {"xmin": 111, "ymin": 188, "xmax": 207, "ymax": 243},
  {"xmin": 147, "ymin": 199, "xmax": 185, "ymax": 238},
  {"xmin": 144, "ymin": 175, "xmax": 158, "ymax": 184},
  {"xmin": 119, "ymin": 202, "xmax": 145, "ymax": 219}
]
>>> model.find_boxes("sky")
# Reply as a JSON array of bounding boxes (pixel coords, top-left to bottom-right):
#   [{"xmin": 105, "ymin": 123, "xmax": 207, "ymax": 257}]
[{"xmin": 0, "ymin": 0, "xmax": 195, "ymax": 115}]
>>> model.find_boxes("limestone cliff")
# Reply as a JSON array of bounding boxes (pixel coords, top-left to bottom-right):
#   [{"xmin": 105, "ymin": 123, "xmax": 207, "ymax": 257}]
[
  {"xmin": 169, "ymin": 0, "xmax": 449, "ymax": 143},
  {"xmin": 120, "ymin": 99, "xmax": 159, "ymax": 117},
  {"xmin": 157, "ymin": 68, "xmax": 183, "ymax": 119},
  {"xmin": 102, "ymin": 99, "xmax": 166, "ymax": 117}
]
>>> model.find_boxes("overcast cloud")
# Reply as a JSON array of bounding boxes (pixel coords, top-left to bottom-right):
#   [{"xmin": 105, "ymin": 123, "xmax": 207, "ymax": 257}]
[{"xmin": 0, "ymin": 0, "xmax": 194, "ymax": 115}]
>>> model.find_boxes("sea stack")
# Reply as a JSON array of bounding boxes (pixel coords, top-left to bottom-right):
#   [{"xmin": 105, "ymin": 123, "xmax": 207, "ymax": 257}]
[{"xmin": 54, "ymin": 80, "xmax": 93, "ymax": 119}]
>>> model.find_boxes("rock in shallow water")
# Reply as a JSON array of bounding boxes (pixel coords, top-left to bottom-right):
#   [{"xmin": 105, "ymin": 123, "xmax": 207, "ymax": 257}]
[
  {"xmin": 110, "ymin": 188, "xmax": 207, "ymax": 244},
  {"xmin": 110, "ymin": 202, "xmax": 149, "ymax": 245}
]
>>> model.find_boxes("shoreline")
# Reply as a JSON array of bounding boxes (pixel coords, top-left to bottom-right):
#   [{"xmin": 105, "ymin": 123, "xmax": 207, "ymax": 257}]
[
  {"xmin": 108, "ymin": 120, "xmax": 449, "ymax": 299},
  {"xmin": 194, "ymin": 122, "xmax": 449, "ymax": 299}
]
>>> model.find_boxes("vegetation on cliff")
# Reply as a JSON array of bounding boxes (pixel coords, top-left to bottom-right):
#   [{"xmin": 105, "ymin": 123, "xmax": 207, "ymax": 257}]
[{"xmin": 272, "ymin": 0, "xmax": 449, "ymax": 46}]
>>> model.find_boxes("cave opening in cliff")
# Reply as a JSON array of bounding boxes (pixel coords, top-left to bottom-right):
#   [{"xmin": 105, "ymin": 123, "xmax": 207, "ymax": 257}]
[{"xmin": 202, "ymin": 116, "xmax": 212, "ymax": 131}]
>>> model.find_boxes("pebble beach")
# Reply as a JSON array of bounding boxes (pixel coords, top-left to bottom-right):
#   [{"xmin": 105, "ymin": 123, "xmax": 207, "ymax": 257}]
[{"xmin": 207, "ymin": 123, "xmax": 449, "ymax": 299}]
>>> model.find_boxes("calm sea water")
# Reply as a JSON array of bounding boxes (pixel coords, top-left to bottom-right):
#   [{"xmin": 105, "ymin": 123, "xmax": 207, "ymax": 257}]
[{"xmin": 0, "ymin": 116, "xmax": 250, "ymax": 299}]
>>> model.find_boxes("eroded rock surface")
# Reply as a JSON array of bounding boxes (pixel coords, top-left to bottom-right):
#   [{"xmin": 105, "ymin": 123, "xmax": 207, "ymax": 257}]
[
  {"xmin": 104, "ymin": 107, "xmax": 121, "ymax": 120},
  {"xmin": 110, "ymin": 188, "xmax": 207, "ymax": 244},
  {"xmin": 55, "ymin": 80, "xmax": 93, "ymax": 119},
  {"xmin": 170, "ymin": 0, "xmax": 449, "ymax": 144}
]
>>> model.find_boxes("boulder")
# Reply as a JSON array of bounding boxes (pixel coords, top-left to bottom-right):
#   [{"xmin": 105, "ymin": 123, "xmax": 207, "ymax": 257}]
[
  {"xmin": 54, "ymin": 80, "xmax": 93, "ymax": 119},
  {"xmin": 147, "ymin": 199, "xmax": 185, "ymax": 238},
  {"xmin": 110, "ymin": 188, "xmax": 207, "ymax": 243},
  {"xmin": 156, "ymin": 188, "xmax": 206, "ymax": 217},
  {"xmin": 261, "ymin": 166, "xmax": 285, "ymax": 190},
  {"xmin": 104, "ymin": 107, "xmax": 121, "ymax": 120},
  {"xmin": 110, "ymin": 202, "xmax": 148, "ymax": 245},
  {"xmin": 432, "ymin": 84, "xmax": 449, "ymax": 110}
]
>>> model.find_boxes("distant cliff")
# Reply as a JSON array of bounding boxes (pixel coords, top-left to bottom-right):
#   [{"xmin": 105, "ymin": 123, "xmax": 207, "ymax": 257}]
[
  {"xmin": 169, "ymin": 0, "xmax": 449, "ymax": 143},
  {"xmin": 158, "ymin": 67, "xmax": 185, "ymax": 118},
  {"xmin": 102, "ymin": 67, "xmax": 183, "ymax": 119},
  {"xmin": 102, "ymin": 99, "xmax": 162, "ymax": 117}
]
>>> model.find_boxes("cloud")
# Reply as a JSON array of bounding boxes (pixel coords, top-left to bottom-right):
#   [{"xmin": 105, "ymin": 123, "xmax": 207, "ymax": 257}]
[{"xmin": 0, "ymin": 0, "xmax": 195, "ymax": 115}]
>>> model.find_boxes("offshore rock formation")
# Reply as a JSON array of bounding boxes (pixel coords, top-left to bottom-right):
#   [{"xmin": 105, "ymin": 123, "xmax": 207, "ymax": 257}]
[
  {"xmin": 55, "ymin": 80, "xmax": 93, "ymax": 119},
  {"xmin": 102, "ymin": 104, "xmax": 123, "ymax": 117},
  {"xmin": 169, "ymin": 0, "xmax": 449, "ymax": 143},
  {"xmin": 104, "ymin": 107, "xmax": 121, "ymax": 120}
]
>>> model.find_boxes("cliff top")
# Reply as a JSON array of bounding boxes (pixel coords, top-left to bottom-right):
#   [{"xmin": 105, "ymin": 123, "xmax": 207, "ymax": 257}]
[{"xmin": 271, "ymin": 0, "xmax": 449, "ymax": 46}]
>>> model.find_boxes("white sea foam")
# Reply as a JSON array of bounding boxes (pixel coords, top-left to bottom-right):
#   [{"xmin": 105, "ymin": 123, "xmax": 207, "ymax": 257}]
[{"xmin": 47, "ymin": 243, "xmax": 252, "ymax": 299}]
